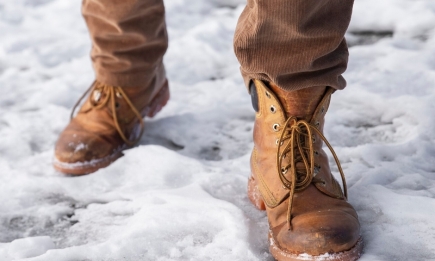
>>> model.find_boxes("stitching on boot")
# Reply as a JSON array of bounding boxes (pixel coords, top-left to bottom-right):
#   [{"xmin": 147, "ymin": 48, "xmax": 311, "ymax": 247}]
[{"xmin": 252, "ymin": 148, "xmax": 278, "ymax": 207}]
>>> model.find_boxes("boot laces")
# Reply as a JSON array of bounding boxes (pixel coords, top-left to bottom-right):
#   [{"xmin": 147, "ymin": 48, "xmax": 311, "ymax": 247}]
[
  {"xmin": 70, "ymin": 81, "xmax": 145, "ymax": 147},
  {"xmin": 276, "ymin": 116, "xmax": 347, "ymax": 230}
]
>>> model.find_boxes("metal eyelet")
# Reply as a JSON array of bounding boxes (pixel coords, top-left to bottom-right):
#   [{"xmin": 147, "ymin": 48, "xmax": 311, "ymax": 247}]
[
  {"xmin": 312, "ymin": 135, "xmax": 316, "ymax": 143},
  {"xmin": 270, "ymin": 105, "xmax": 276, "ymax": 114},
  {"xmin": 321, "ymin": 107, "xmax": 325, "ymax": 114},
  {"xmin": 115, "ymin": 102, "xmax": 120, "ymax": 109},
  {"xmin": 315, "ymin": 121, "xmax": 320, "ymax": 127},
  {"xmin": 272, "ymin": 124, "xmax": 280, "ymax": 132},
  {"xmin": 314, "ymin": 166, "xmax": 322, "ymax": 177},
  {"xmin": 282, "ymin": 185, "xmax": 288, "ymax": 190},
  {"xmin": 116, "ymin": 92, "xmax": 123, "ymax": 99},
  {"xmin": 276, "ymin": 139, "xmax": 284, "ymax": 146},
  {"xmin": 281, "ymin": 168, "xmax": 288, "ymax": 174},
  {"xmin": 265, "ymin": 92, "xmax": 271, "ymax": 98},
  {"xmin": 314, "ymin": 150, "xmax": 319, "ymax": 156},
  {"xmin": 93, "ymin": 90, "xmax": 101, "ymax": 102}
]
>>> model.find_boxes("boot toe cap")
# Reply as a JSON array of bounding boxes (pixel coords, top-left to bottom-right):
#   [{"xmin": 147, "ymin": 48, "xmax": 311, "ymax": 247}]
[
  {"xmin": 54, "ymin": 128, "xmax": 117, "ymax": 164},
  {"xmin": 273, "ymin": 210, "xmax": 361, "ymax": 256}
]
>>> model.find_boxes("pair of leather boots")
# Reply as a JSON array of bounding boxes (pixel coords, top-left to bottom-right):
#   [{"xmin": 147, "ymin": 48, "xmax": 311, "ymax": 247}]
[{"xmin": 54, "ymin": 79, "xmax": 363, "ymax": 261}]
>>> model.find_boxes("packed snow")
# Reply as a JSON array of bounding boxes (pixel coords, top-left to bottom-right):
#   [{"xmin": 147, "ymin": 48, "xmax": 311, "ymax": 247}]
[{"xmin": 1, "ymin": 0, "xmax": 435, "ymax": 260}]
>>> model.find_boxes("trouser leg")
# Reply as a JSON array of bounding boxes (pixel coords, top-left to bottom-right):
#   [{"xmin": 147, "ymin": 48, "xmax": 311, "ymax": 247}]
[
  {"xmin": 234, "ymin": 0, "xmax": 354, "ymax": 91},
  {"xmin": 82, "ymin": 0, "xmax": 168, "ymax": 89}
]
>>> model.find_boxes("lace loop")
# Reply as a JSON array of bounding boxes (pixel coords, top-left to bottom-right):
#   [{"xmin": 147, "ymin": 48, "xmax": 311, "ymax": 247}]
[
  {"xmin": 276, "ymin": 116, "xmax": 347, "ymax": 230},
  {"xmin": 70, "ymin": 82, "xmax": 145, "ymax": 147}
]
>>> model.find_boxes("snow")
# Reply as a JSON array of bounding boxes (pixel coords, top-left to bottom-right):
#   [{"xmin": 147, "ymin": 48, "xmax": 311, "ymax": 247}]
[
  {"xmin": 0, "ymin": 0, "xmax": 435, "ymax": 260},
  {"xmin": 0, "ymin": 237, "xmax": 55, "ymax": 260}
]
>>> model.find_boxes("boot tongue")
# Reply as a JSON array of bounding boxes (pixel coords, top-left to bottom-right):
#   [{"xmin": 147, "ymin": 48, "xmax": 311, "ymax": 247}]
[{"xmin": 268, "ymin": 83, "xmax": 326, "ymax": 121}]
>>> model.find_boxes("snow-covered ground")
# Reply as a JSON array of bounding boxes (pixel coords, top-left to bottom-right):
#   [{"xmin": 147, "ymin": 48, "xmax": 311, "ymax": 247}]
[{"xmin": 1, "ymin": 0, "xmax": 435, "ymax": 260}]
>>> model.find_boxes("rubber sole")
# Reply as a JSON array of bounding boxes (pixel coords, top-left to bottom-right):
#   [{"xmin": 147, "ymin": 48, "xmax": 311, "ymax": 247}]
[
  {"xmin": 247, "ymin": 175, "xmax": 364, "ymax": 261},
  {"xmin": 53, "ymin": 81, "xmax": 170, "ymax": 176}
]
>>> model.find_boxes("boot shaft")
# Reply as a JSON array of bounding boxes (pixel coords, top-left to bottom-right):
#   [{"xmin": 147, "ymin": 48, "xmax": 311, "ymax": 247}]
[{"xmin": 250, "ymin": 79, "xmax": 346, "ymax": 221}]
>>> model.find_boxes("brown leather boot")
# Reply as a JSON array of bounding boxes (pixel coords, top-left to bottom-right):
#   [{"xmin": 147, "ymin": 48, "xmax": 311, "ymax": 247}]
[
  {"xmin": 53, "ymin": 70, "xmax": 169, "ymax": 175},
  {"xmin": 248, "ymin": 80, "xmax": 363, "ymax": 261}
]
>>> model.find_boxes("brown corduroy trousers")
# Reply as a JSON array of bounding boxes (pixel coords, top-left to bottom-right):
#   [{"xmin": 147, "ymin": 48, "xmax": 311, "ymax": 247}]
[{"xmin": 82, "ymin": 0, "xmax": 354, "ymax": 92}]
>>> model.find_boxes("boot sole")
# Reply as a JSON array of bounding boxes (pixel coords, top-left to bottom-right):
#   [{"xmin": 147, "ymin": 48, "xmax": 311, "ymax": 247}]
[
  {"xmin": 53, "ymin": 81, "xmax": 170, "ymax": 175},
  {"xmin": 247, "ymin": 175, "xmax": 364, "ymax": 261}
]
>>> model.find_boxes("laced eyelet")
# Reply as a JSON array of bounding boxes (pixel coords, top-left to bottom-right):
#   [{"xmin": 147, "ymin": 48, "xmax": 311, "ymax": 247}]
[
  {"xmin": 265, "ymin": 91, "xmax": 271, "ymax": 98},
  {"xmin": 276, "ymin": 139, "xmax": 284, "ymax": 146},
  {"xmin": 273, "ymin": 124, "xmax": 280, "ymax": 132},
  {"xmin": 315, "ymin": 121, "xmax": 320, "ymax": 127},
  {"xmin": 321, "ymin": 107, "xmax": 325, "ymax": 114},
  {"xmin": 281, "ymin": 168, "xmax": 288, "ymax": 174},
  {"xmin": 270, "ymin": 105, "xmax": 276, "ymax": 113},
  {"xmin": 116, "ymin": 92, "xmax": 123, "ymax": 99},
  {"xmin": 93, "ymin": 90, "xmax": 101, "ymax": 102},
  {"xmin": 312, "ymin": 135, "xmax": 316, "ymax": 143}
]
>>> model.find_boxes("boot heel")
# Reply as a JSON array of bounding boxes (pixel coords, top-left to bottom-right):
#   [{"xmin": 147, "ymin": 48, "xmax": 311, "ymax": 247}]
[
  {"xmin": 248, "ymin": 176, "xmax": 266, "ymax": 211},
  {"xmin": 146, "ymin": 80, "xmax": 170, "ymax": 118}
]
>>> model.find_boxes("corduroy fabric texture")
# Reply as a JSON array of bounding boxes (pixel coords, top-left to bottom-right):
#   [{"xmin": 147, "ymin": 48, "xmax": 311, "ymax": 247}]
[
  {"xmin": 234, "ymin": 0, "xmax": 354, "ymax": 91},
  {"xmin": 82, "ymin": 0, "xmax": 354, "ymax": 91},
  {"xmin": 82, "ymin": 0, "xmax": 168, "ymax": 89}
]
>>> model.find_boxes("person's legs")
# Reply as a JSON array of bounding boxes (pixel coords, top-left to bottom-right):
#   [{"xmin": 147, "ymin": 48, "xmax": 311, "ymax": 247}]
[
  {"xmin": 82, "ymin": 0, "xmax": 168, "ymax": 90},
  {"xmin": 234, "ymin": 1, "xmax": 363, "ymax": 260},
  {"xmin": 234, "ymin": 0, "xmax": 353, "ymax": 91},
  {"xmin": 54, "ymin": 0, "xmax": 169, "ymax": 175}
]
